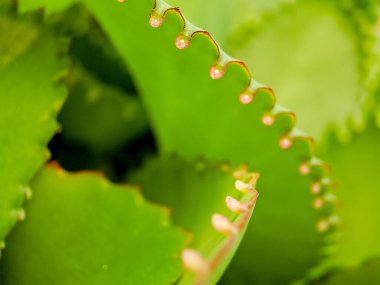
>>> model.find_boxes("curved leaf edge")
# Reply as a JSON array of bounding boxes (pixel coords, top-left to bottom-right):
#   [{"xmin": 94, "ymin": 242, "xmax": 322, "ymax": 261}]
[
  {"xmin": 174, "ymin": 160, "xmax": 260, "ymax": 285},
  {"xmin": 50, "ymin": 158, "xmax": 259, "ymax": 285},
  {"xmin": 18, "ymin": 0, "xmax": 338, "ymax": 280},
  {"xmin": 48, "ymin": 160, "xmax": 191, "ymax": 239},
  {"xmin": 227, "ymin": 0, "xmax": 380, "ymax": 149},
  {"xmin": 302, "ymin": 106, "xmax": 380, "ymax": 284},
  {"xmin": 0, "ymin": 8, "xmax": 71, "ymax": 257},
  {"xmin": 0, "ymin": 161, "xmax": 190, "ymax": 285},
  {"xmin": 147, "ymin": 0, "xmax": 339, "ymax": 276}
]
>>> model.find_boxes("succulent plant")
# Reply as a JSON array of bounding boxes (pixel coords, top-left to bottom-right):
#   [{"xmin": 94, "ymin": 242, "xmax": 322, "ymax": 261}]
[
  {"xmin": 0, "ymin": 0, "xmax": 379, "ymax": 284},
  {"xmin": 163, "ymin": 0, "xmax": 380, "ymax": 283}
]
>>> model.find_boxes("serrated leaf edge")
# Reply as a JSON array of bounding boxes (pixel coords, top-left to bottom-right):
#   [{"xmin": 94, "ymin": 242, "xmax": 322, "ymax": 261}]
[
  {"xmin": 113, "ymin": 0, "xmax": 341, "ymax": 280},
  {"xmin": 180, "ymin": 164, "xmax": 260, "ymax": 285},
  {"xmin": 0, "ymin": 13, "xmax": 71, "ymax": 258}
]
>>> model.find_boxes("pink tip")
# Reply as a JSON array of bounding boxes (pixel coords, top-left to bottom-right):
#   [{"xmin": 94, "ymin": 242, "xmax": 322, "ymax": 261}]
[
  {"xmin": 182, "ymin": 249, "xmax": 207, "ymax": 272},
  {"xmin": 279, "ymin": 136, "xmax": 293, "ymax": 149},
  {"xmin": 313, "ymin": 199, "xmax": 323, "ymax": 209},
  {"xmin": 211, "ymin": 214, "xmax": 236, "ymax": 235},
  {"xmin": 149, "ymin": 13, "xmax": 163, "ymax": 28},
  {"xmin": 235, "ymin": 180, "xmax": 253, "ymax": 192},
  {"xmin": 210, "ymin": 64, "xmax": 225, "ymax": 79},
  {"xmin": 317, "ymin": 220, "xmax": 329, "ymax": 232},
  {"xmin": 240, "ymin": 92, "xmax": 254, "ymax": 105},
  {"xmin": 226, "ymin": 196, "xmax": 248, "ymax": 213},
  {"xmin": 311, "ymin": 182, "xmax": 321, "ymax": 194},
  {"xmin": 299, "ymin": 163, "xmax": 310, "ymax": 175},
  {"xmin": 175, "ymin": 34, "xmax": 190, "ymax": 50},
  {"xmin": 262, "ymin": 114, "xmax": 275, "ymax": 126}
]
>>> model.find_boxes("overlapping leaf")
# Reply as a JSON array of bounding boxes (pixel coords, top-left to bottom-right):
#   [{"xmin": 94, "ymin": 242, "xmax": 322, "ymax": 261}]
[
  {"xmin": 0, "ymin": 164, "xmax": 188, "ymax": 285},
  {"xmin": 129, "ymin": 156, "xmax": 259, "ymax": 284},
  {"xmin": 0, "ymin": 7, "xmax": 68, "ymax": 251},
  {"xmin": 18, "ymin": 0, "xmax": 332, "ymax": 283},
  {"xmin": 302, "ymin": 117, "xmax": 379, "ymax": 284},
  {"xmin": 324, "ymin": 119, "xmax": 380, "ymax": 267},
  {"xmin": 145, "ymin": 2, "xmax": 380, "ymax": 283},
  {"xmin": 165, "ymin": 0, "xmax": 376, "ymax": 142}
]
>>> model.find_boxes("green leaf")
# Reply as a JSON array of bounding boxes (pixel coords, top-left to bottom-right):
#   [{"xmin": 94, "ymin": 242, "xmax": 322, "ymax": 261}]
[
  {"xmin": 0, "ymin": 164, "xmax": 188, "ymax": 285},
  {"xmin": 0, "ymin": 10, "xmax": 38, "ymax": 68},
  {"xmin": 0, "ymin": 10, "xmax": 68, "ymax": 250},
  {"xmin": 59, "ymin": 64, "xmax": 148, "ymax": 153},
  {"xmin": 68, "ymin": 13, "xmax": 138, "ymax": 93},
  {"xmin": 164, "ymin": 0, "xmax": 288, "ymax": 47},
  {"xmin": 301, "ymin": 112, "xmax": 380, "ymax": 283},
  {"xmin": 322, "ymin": 118, "xmax": 380, "ymax": 269},
  {"xmin": 161, "ymin": 1, "xmax": 377, "ymax": 143},
  {"xmin": 128, "ymin": 156, "xmax": 259, "ymax": 285},
  {"xmin": 18, "ymin": 0, "xmax": 73, "ymax": 14},
  {"xmin": 203, "ymin": 2, "xmax": 379, "ymax": 281},
  {"xmin": 19, "ymin": 0, "xmax": 332, "ymax": 282},
  {"xmin": 315, "ymin": 257, "xmax": 380, "ymax": 285},
  {"xmin": 81, "ymin": 1, "xmax": 329, "ymax": 283},
  {"xmin": 229, "ymin": 1, "xmax": 362, "ymax": 141}
]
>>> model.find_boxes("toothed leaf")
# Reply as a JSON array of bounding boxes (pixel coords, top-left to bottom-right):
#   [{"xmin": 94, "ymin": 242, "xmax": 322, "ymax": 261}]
[
  {"xmin": 0, "ymin": 165, "xmax": 188, "ymax": 285},
  {"xmin": 76, "ymin": 1, "xmax": 326, "ymax": 283},
  {"xmin": 166, "ymin": 0, "xmax": 370, "ymax": 140},
  {"xmin": 165, "ymin": 0, "xmax": 286, "ymax": 46},
  {"xmin": 0, "ymin": 11, "xmax": 68, "ymax": 248},
  {"xmin": 128, "ymin": 156, "xmax": 258, "ymax": 285},
  {"xmin": 230, "ymin": 1, "xmax": 362, "ymax": 140},
  {"xmin": 323, "ymin": 120, "xmax": 380, "ymax": 268},
  {"xmin": 19, "ymin": 0, "xmax": 330, "ymax": 282}
]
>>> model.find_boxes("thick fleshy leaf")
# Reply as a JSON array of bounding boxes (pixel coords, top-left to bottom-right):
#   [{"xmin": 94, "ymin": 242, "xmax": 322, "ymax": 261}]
[
  {"xmin": 0, "ymin": 164, "xmax": 188, "ymax": 285},
  {"xmin": 19, "ymin": 0, "xmax": 332, "ymax": 283},
  {"xmin": 166, "ymin": 1, "xmax": 373, "ymax": 142},
  {"xmin": 128, "ymin": 156, "xmax": 259, "ymax": 284},
  {"xmin": 0, "ymin": 9, "xmax": 68, "ymax": 250},
  {"xmin": 82, "ymin": 2, "xmax": 329, "ymax": 284}
]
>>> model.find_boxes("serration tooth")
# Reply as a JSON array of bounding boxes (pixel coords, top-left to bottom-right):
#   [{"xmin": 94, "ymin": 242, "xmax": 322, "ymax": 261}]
[{"xmin": 212, "ymin": 214, "xmax": 238, "ymax": 235}]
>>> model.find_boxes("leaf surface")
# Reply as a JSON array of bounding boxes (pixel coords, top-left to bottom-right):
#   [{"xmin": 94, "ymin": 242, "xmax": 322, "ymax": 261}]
[
  {"xmin": 19, "ymin": 0, "xmax": 332, "ymax": 282},
  {"xmin": 0, "ymin": 164, "xmax": 188, "ymax": 285},
  {"xmin": 0, "ymin": 9, "xmax": 68, "ymax": 250},
  {"xmin": 129, "ymin": 156, "xmax": 259, "ymax": 284}
]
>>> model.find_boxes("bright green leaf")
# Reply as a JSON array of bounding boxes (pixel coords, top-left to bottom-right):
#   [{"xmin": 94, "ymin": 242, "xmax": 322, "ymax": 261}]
[
  {"xmin": 18, "ymin": 0, "xmax": 333, "ymax": 282},
  {"xmin": 0, "ymin": 10, "xmax": 68, "ymax": 250},
  {"xmin": 162, "ymin": 1, "xmax": 379, "ymax": 145},
  {"xmin": 0, "ymin": 164, "xmax": 188, "ymax": 285},
  {"xmin": 323, "ymin": 119, "xmax": 380, "ymax": 268},
  {"xmin": 129, "ymin": 156, "xmax": 259, "ymax": 284}
]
